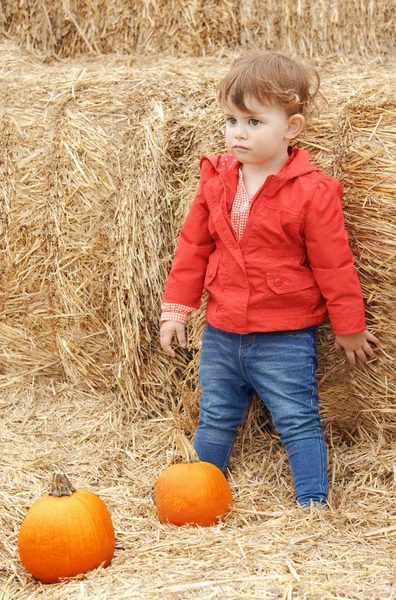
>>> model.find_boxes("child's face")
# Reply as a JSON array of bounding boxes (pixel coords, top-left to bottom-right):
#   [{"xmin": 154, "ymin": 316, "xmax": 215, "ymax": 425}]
[{"xmin": 223, "ymin": 97, "xmax": 303, "ymax": 167}]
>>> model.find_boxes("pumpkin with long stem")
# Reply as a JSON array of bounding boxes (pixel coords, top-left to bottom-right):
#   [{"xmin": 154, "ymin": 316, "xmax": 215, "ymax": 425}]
[
  {"xmin": 18, "ymin": 473, "xmax": 115, "ymax": 583},
  {"xmin": 155, "ymin": 434, "xmax": 233, "ymax": 527}
]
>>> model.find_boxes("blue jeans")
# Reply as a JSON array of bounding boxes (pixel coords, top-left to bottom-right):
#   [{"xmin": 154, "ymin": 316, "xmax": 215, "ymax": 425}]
[{"xmin": 194, "ymin": 323, "xmax": 328, "ymax": 507}]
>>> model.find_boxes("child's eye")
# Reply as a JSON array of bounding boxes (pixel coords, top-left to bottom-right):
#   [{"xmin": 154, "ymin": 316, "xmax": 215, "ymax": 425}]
[
  {"xmin": 227, "ymin": 118, "xmax": 237, "ymax": 125},
  {"xmin": 249, "ymin": 119, "xmax": 260, "ymax": 126}
]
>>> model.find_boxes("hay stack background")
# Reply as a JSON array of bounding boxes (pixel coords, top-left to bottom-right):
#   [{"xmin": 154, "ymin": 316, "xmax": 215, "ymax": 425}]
[
  {"xmin": 0, "ymin": 43, "xmax": 394, "ymax": 440},
  {"xmin": 0, "ymin": 0, "xmax": 394, "ymax": 59}
]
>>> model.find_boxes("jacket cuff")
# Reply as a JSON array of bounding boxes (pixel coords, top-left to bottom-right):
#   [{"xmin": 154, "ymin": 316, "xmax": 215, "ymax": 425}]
[
  {"xmin": 160, "ymin": 311, "xmax": 190, "ymax": 325},
  {"xmin": 160, "ymin": 303, "xmax": 194, "ymax": 325},
  {"xmin": 328, "ymin": 312, "xmax": 367, "ymax": 336}
]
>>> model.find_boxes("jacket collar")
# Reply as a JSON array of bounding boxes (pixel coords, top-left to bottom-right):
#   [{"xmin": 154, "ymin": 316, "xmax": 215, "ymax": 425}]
[
  {"xmin": 204, "ymin": 147, "xmax": 319, "ymax": 198},
  {"xmin": 201, "ymin": 148, "xmax": 319, "ymax": 272}
]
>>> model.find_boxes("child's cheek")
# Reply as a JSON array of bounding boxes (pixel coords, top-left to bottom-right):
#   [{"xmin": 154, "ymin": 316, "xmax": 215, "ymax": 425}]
[{"xmin": 225, "ymin": 130, "xmax": 231, "ymax": 150}]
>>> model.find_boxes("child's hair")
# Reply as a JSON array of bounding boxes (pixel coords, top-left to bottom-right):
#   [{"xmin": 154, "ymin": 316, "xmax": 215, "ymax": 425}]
[{"xmin": 218, "ymin": 51, "xmax": 320, "ymax": 121}]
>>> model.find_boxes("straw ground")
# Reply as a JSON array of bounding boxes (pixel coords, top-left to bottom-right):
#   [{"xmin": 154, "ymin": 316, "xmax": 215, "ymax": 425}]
[{"xmin": 1, "ymin": 383, "xmax": 395, "ymax": 599}]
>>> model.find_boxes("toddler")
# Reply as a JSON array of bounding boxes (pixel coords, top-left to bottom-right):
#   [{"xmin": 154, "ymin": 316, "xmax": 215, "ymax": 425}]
[{"xmin": 160, "ymin": 51, "xmax": 380, "ymax": 507}]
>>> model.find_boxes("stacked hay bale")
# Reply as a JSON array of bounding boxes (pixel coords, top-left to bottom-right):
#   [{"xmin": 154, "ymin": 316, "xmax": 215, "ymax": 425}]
[
  {"xmin": 0, "ymin": 47, "xmax": 225, "ymax": 408},
  {"xmin": 0, "ymin": 0, "xmax": 394, "ymax": 58},
  {"xmin": 311, "ymin": 73, "xmax": 396, "ymax": 440},
  {"xmin": 0, "ymin": 7, "xmax": 394, "ymax": 599},
  {"xmin": 0, "ymin": 43, "xmax": 394, "ymax": 440}
]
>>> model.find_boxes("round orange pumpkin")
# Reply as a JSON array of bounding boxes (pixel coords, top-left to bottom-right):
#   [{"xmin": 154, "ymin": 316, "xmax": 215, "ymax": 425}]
[
  {"xmin": 155, "ymin": 435, "xmax": 233, "ymax": 527},
  {"xmin": 18, "ymin": 473, "xmax": 115, "ymax": 584}
]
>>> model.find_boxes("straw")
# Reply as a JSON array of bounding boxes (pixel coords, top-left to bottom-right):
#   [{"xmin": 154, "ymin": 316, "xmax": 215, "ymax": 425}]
[
  {"xmin": 1, "ymin": 384, "xmax": 395, "ymax": 598},
  {"xmin": 1, "ymin": 0, "xmax": 394, "ymax": 59}
]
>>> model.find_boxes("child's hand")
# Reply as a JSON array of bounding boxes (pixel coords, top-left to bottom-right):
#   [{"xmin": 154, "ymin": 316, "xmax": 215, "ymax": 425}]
[
  {"xmin": 334, "ymin": 330, "xmax": 381, "ymax": 366},
  {"xmin": 160, "ymin": 321, "xmax": 187, "ymax": 357}
]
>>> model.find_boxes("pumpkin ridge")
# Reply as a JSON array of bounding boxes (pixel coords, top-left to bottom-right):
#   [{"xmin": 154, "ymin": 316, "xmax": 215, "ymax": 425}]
[
  {"xmin": 73, "ymin": 490, "xmax": 115, "ymax": 565},
  {"xmin": 65, "ymin": 494, "xmax": 85, "ymax": 575},
  {"xmin": 50, "ymin": 495, "xmax": 75, "ymax": 579},
  {"xmin": 71, "ymin": 492, "xmax": 101, "ymax": 571},
  {"xmin": 64, "ymin": 501, "xmax": 75, "ymax": 577}
]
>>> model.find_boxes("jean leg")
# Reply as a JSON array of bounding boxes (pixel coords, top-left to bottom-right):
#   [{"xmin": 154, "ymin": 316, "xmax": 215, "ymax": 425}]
[
  {"xmin": 244, "ymin": 328, "xmax": 328, "ymax": 507},
  {"xmin": 194, "ymin": 324, "xmax": 253, "ymax": 472}
]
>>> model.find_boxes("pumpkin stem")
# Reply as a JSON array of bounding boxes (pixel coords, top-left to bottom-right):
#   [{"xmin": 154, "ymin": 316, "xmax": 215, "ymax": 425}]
[
  {"xmin": 49, "ymin": 473, "xmax": 76, "ymax": 497},
  {"xmin": 174, "ymin": 434, "xmax": 200, "ymax": 463}
]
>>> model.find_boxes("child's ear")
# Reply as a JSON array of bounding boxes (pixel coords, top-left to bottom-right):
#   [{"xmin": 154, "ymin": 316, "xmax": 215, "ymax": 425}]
[{"xmin": 285, "ymin": 114, "xmax": 305, "ymax": 140}]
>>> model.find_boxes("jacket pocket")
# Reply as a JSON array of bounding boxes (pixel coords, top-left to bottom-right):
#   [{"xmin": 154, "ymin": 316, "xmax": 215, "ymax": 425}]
[
  {"xmin": 266, "ymin": 268, "xmax": 316, "ymax": 294},
  {"xmin": 204, "ymin": 253, "xmax": 219, "ymax": 290}
]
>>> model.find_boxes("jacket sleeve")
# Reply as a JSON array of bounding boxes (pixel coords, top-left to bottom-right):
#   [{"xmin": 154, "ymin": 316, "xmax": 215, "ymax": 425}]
[
  {"xmin": 304, "ymin": 177, "xmax": 366, "ymax": 335},
  {"xmin": 162, "ymin": 159, "xmax": 216, "ymax": 308}
]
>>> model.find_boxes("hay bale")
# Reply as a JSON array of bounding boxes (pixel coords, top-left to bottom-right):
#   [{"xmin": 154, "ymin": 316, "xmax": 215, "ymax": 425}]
[
  {"xmin": 0, "ymin": 44, "xmax": 224, "ymax": 411},
  {"xmin": 322, "ymin": 79, "xmax": 396, "ymax": 438},
  {"xmin": 296, "ymin": 67, "xmax": 396, "ymax": 441},
  {"xmin": 0, "ymin": 0, "xmax": 394, "ymax": 59},
  {"xmin": 0, "ymin": 42, "xmax": 394, "ymax": 441}
]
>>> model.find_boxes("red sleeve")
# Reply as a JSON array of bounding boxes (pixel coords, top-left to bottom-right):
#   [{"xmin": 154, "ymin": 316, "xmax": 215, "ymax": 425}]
[
  {"xmin": 162, "ymin": 159, "xmax": 217, "ymax": 308},
  {"xmin": 304, "ymin": 177, "xmax": 366, "ymax": 335}
]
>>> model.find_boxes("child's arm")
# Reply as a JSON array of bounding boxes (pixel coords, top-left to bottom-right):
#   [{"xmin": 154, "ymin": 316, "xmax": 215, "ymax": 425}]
[
  {"xmin": 162, "ymin": 159, "xmax": 216, "ymax": 309},
  {"xmin": 160, "ymin": 321, "xmax": 187, "ymax": 357},
  {"xmin": 334, "ymin": 330, "xmax": 381, "ymax": 366},
  {"xmin": 304, "ymin": 176, "xmax": 381, "ymax": 365}
]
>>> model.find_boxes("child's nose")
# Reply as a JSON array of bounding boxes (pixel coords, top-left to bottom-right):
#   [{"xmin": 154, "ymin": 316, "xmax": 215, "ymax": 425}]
[{"xmin": 235, "ymin": 123, "xmax": 247, "ymax": 139}]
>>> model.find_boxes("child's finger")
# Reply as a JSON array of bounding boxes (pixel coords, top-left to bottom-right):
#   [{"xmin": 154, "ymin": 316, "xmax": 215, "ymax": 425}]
[
  {"xmin": 160, "ymin": 329, "xmax": 175, "ymax": 357},
  {"xmin": 367, "ymin": 332, "xmax": 381, "ymax": 347},
  {"xmin": 345, "ymin": 350, "xmax": 356, "ymax": 366},
  {"xmin": 164, "ymin": 344, "xmax": 176, "ymax": 357},
  {"xmin": 355, "ymin": 348, "xmax": 368, "ymax": 364},
  {"xmin": 176, "ymin": 326, "xmax": 187, "ymax": 349},
  {"xmin": 363, "ymin": 342, "xmax": 376, "ymax": 359}
]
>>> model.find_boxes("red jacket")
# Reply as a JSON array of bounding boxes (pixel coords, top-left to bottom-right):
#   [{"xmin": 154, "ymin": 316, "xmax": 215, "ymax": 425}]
[{"xmin": 163, "ymin": 147, "xmax": 366, "ymax": 335}]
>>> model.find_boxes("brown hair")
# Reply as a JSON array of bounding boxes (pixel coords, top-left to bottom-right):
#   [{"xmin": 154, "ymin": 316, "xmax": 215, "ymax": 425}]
[{"xmin": 218, "ymin": 51, "xmax": 320, "ymax": 120}]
